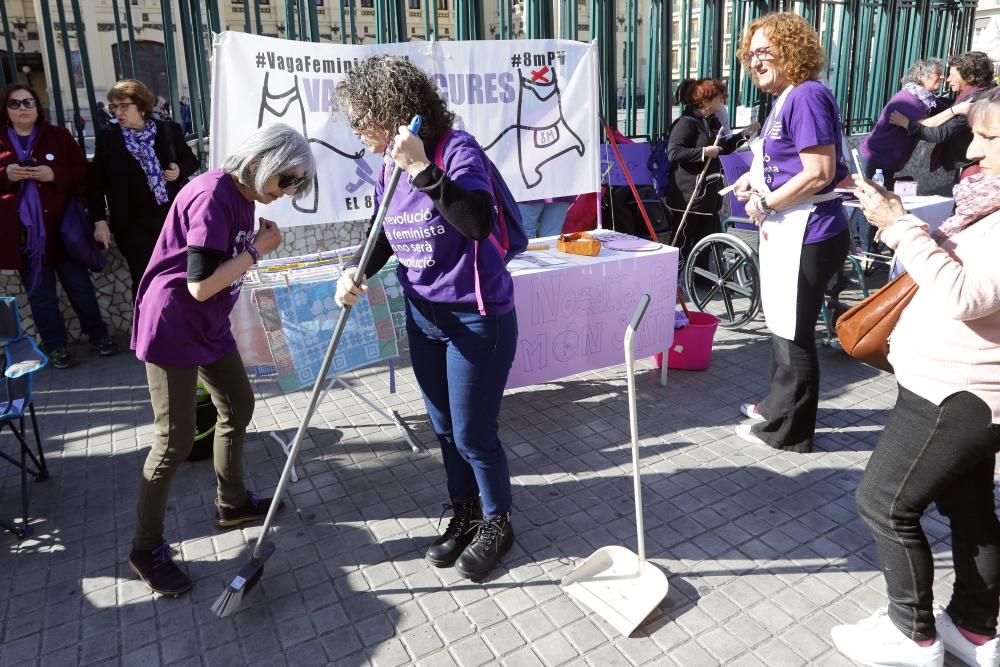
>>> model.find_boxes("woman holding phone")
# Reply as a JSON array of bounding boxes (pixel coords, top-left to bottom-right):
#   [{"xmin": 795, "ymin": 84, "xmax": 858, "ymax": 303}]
[{"xmin": 0, "ymin": 83, "xmax": 118, "ymax": 369}]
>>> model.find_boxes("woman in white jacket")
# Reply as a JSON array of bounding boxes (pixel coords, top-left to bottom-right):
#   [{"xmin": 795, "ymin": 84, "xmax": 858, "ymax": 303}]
[{"xmin": 832, "ymin": 88, "xmax": 1000, "ymax": 667}]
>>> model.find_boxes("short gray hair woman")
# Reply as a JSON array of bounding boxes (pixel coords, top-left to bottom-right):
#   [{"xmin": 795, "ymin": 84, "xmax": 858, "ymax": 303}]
[
  {"xmin": 125, "ymin": 123, "xmax": 314, "ymax": 598},
  {"xmin": 901, "ymin": 58, "xmax": 944, "ymax": 87},
  {"xmin": 222, "ymin": 123, "xmax": 316, "ymax": 200}
]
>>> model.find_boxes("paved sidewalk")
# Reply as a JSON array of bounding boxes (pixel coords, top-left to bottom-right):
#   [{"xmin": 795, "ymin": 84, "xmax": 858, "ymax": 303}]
[{"xmin": 0, "ymin": 312, "xmax": 977, "ymax": 666}]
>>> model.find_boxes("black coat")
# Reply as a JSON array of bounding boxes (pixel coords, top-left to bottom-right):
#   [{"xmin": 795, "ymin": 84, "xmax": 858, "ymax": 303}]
[
  {"xmin": 87, "ymin": 119, "xmax": 198, "ymax": 243},
  {"xmin": 911, "ymin": 87, "xmax": 994, "ymax": 173},
  {"xmin": 664, "ymin": 109, "xmax": 745, "ymax": 216}
]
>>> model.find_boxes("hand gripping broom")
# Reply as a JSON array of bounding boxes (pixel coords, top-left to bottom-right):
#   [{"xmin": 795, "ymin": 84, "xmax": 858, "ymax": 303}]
[{"xmin": 212, "ymin": 116, "xmax": 423, "ymax": 617}]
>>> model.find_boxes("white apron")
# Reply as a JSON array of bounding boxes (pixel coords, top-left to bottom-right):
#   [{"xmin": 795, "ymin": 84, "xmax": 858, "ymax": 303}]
[{"xmin": 749, "ymin": 85, "xmax": 834, "ymax": 340}]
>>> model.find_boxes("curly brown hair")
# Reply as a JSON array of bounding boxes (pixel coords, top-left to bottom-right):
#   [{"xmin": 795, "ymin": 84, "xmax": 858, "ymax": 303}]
[
  {"xmin": 739, "ymin": 13, "xmax": 825, "ymax": 85},
  {"xmin": 333, "ymin": 55, "xmax": 454, "ymax": 144},
  {"xmin": 107, "ymin": 79, "xmax": 156, "ymax": 116},
  {"xmin": 948, "ymin": 52, "xmax": 996, "ymax": 89}
]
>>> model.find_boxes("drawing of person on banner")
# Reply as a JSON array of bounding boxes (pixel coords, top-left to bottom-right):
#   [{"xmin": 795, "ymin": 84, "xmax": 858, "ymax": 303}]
[
  {"xmin": 334, "ymin": 55, "xmax": 518, "ymax": 582},
  {"xmin": 256, "ymin": 72, "xmax": 369, "ymax": 219}
]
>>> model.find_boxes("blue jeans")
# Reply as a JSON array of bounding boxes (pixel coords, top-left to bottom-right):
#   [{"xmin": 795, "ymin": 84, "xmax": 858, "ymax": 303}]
[
  {"xmin": 855, "ymin": 386, "xmax": 1000, "ymax": 640},
  {"xmin": 518, "ymin": 202, "xmax": 571, "ymax": 238},
  {"xmin": 21, "ymin": 259, "xmax": 108, "ymax": 349},
  {"xmin": 405, "ymin": 297, "xmax": 517, "ymax": 518}
]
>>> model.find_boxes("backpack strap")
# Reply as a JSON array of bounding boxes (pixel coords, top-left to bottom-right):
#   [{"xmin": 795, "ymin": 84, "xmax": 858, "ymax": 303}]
[{"xmin": 433, "ymin": 130, "xmax": 490, "ymax": 316}]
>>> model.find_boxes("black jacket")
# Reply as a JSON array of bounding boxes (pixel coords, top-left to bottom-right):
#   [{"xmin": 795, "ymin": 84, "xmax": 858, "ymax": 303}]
[
  {"xmin": 665, "ymin": 109, "xmax": 746, "ymax": 216},
  {"xmin": 87, "ymin": 119, "xmax": 198, "ymax": 238},
  {"xmin": 908, "ymin": 87, "xmax": 994, "ymax": 173}
]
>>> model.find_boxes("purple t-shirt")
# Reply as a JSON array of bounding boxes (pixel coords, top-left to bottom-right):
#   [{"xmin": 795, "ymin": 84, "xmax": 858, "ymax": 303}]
[
  {"xmin": 762, "ymin": 80, "xmax": 849, "ymax": 244},
  {"xmin": 860, "ymin": 88, "xmax": 943, "ymax": 173},
  {"xmin": 377, "ymin": 130, "xmax": 514, "ymax": 314},
  {"xmin": 132, "ymin": 170, "xmax": 256, "ymax": 366}
]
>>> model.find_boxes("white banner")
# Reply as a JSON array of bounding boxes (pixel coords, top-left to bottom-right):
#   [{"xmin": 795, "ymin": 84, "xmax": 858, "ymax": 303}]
[{"xmin": 210, "ymin": 32, "xmax": 601, "ymax": 228}]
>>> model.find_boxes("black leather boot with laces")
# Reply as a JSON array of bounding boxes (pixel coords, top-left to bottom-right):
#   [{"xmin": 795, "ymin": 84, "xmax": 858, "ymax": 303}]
[
  {"xmin": 426, "ymin": 498, "xmax": 482, "ymax": 567},
  {"xmin": 456, "ymin": 512, "xmax": 514, "ymax": 580}
]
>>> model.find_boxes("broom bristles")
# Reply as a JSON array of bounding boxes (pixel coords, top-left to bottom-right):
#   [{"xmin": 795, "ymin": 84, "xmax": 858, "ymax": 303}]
[{"xmin": 211, "ymin": 541, "xmax": 275, "ymax": 617}]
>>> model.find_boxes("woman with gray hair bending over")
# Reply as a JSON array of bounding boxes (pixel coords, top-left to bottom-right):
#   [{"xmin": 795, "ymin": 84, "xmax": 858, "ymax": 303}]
[
  {"xmin": 859, "ymin": 58, "xmax": 947, "ymax": 189},
  {"xmin": 127, "ymin": 123, "xmax": 315, "ymax": 598},
  {"xmin": 832, "ymin": 89, "xmax": 1000, "ymax": 667},
  {"xmin": 852, "ymin": 58, "xmax": 947, "ymax": 253}
]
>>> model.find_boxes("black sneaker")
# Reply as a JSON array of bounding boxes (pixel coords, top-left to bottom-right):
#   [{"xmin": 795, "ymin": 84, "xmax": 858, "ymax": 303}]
[
  {"xmin": 93, "ymin": 336, "xmax": 120, "ymax": 356},
  {"xmin": 129, "ymin": 543, "xmax": 192, "ymax": 596},
  {"xmin": 455, "ymin": 512, "xmax": 514, "ymax": 581},
  {"xmin": 216, "ymin": 492, "xmax": 284, "ymax": 528},
  {"xmin": 426, "ymin": 499, "xmax": 481, "ymax": 567},
  {"xmin": 47, "ymin": 347, "xmax": 76, "ymax": 369}
]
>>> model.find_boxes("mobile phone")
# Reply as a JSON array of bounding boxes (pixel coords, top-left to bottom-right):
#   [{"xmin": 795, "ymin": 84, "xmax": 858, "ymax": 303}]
[
  {"xmin": 17, "ymin": 158, "xmax": 37, "ymax": 168},
  {"xmin": 850, "ymin": 148, "xmax": 866, "ymax": 181}
]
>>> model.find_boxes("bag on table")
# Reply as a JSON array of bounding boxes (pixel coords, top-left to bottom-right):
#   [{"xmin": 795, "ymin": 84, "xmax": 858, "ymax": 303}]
[
  {"xmin": 60, "ymin": 196, "xmax": 106, "ymax": 272},
  {"xmin": 834, "ymin": 271, "xmax": 918, "ymax": 373}
]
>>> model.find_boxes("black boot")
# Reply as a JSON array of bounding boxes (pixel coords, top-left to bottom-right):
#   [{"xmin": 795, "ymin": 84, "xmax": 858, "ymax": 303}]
[
  {"xmin": 455, "ymin": 512, "xmax": 514, "ymax": 580},
  {"xmin": 426, "ymin": 499, "xmax": 481, "ymax": 567}
]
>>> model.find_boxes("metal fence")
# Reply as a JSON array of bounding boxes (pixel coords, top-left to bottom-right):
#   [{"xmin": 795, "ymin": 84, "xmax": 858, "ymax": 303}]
[{"xmin": 0, "ymin": 0, "xmax": 980, "ymax": 155}]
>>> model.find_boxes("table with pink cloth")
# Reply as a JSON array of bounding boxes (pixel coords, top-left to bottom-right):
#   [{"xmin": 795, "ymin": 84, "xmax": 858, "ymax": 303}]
[{"xmin": 230, "ymin": 234, "xmax": 679, "ymax": 390}]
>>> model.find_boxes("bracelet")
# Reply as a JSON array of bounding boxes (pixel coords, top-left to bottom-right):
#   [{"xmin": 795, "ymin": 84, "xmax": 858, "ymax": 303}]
[
  {"xmin": 246, "ymin": 244, "xmax": 260, "ymax": 263},
  {"xmin": 950, "ymin": 107, "xmax": 956, "ymax": 117}
]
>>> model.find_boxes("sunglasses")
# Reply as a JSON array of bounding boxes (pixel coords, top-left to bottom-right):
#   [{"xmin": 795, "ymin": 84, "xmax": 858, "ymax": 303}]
[
  {"xmin": 106, "ymin": 102, "xmax": 137, "ymax": 114},
  {"xmin": 6, "ymin": 98, "xmax": 37, "ymax": 110},
  {"xmin": 277, "ymin": 173, "xmax": 306, "ymax": 191}
]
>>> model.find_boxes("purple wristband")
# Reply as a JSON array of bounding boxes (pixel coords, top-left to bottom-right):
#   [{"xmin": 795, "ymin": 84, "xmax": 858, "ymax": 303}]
[{"xmin": 246, "ymin": 244, "xmax": 260, "ymax": 263}]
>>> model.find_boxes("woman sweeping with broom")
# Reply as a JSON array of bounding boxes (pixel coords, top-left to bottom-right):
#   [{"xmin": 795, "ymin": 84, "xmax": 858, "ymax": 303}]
[
  {"xmin": 334, "ymin": 55, "xmax": 519, "ymax": 581},
  {"xmin": 666, "ymin": 78, "xmax": 754, "ymax": 274}
]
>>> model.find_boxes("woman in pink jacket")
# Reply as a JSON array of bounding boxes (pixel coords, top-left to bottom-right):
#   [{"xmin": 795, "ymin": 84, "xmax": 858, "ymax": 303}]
[{"xmin": 831, "ymin": 89, "xmax": 1000, "ymax": 667}]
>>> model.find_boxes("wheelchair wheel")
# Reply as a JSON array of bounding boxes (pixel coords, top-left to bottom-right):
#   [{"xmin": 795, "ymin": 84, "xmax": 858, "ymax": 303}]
[{"xmin": 683, "ymin": 233, "xmax": 761, "ymax": 328}]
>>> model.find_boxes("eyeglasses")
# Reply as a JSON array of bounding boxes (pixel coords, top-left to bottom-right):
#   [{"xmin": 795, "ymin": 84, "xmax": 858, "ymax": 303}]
[
  {"xmin": 741, "ymin": 47, "xmax": 774, "ymax": 64},
  {"xmin": 277, "ymin": 173, "xmax": 306, "ymax": 191},
  {"xmin": 6, "ymin": 98, "xmax": 37, "ymax": 110},
  {"xmin": 107, "ymin": 102, "xmax": 137, "ymax": 114}
]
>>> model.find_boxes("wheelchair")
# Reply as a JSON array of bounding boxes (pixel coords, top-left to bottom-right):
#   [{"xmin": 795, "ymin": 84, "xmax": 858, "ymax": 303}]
[{"xmin": 682, "ymin": 153, "xmax": 870, "ymax": 336}]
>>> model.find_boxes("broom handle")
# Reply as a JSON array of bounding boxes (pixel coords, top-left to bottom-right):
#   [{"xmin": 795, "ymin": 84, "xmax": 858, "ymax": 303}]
[
  {"xmin": 624, "ymin": 294, "xmax": 650, "ymax": 562},
  {"xmin": 670, "ymin": 128, "xmax": 724, "ymax": 248},
  {"xmin": 602, "ymin": 119, "xmax": 658, "ymax": 241},
  {"xmin": 252, "ymin": 116, "xmax": 423, "ymax": 559}
]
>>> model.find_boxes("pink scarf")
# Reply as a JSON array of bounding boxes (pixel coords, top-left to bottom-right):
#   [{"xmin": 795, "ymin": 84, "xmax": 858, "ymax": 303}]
[{"xmin": 934, "ymin": 172, "xmax": 1000, "ymax": 241}]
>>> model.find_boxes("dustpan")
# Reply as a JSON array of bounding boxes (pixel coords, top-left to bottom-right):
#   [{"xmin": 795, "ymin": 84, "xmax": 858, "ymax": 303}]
[{"xmin": 561, "ymin": 294, "xmax": 669, "ymax": 637}]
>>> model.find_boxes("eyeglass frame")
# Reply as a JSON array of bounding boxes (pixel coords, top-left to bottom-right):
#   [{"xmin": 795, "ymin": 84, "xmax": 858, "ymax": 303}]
[
  {"xmin": 741, "ymin": 46, "xmax": 775, "ymax": 64},
  {"xmin": 277, "ymin": 173, "xmax": 307, "ymax": 191},
  {"xmin": 106, "ymin": 102, "xmax": 138, "ymax": 114},
  {"xmin": 6, "ymin": 97, "xmax": 37, "ymax": 110}
]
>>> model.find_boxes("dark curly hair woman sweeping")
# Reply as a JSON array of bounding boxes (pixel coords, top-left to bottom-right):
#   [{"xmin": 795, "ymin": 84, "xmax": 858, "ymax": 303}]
[{"xmin": 334, "ymin": 56, "xmax": 519, "ymax": 581}]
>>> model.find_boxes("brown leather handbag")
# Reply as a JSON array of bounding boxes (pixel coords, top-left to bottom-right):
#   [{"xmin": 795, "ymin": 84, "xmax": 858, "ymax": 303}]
[{"xmin": 835, "ymin": 271, "xmax": 918, "ymax": 373}]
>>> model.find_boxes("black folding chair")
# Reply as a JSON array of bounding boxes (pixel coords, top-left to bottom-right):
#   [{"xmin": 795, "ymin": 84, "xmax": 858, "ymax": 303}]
[{"xmin": 0, "ymin": 297, "xmax": 50, "ymax": 539}]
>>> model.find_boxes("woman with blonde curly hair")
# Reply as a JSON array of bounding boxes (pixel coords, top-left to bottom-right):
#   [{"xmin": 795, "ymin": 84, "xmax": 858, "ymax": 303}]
[
  {"xmin": 334, "ymin": 56, "xmax": 518, "ymax": 581},
  {"xmin": 732, "ymin": 12, "xmax": 850, "ymax": 453}
]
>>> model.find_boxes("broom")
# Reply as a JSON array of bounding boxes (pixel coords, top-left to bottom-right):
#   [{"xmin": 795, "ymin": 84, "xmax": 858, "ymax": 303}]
[
  {"xmin": 212, "ymin": 115, "xmax": 423, "ymax": 618},
  {"xmin": 670, "ymin": 127, "xmax": 725, "ymax": 250}
]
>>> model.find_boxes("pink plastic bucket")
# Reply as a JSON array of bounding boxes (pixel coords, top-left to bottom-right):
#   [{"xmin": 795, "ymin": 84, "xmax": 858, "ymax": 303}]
[{"xmin": 652, "ymin": 311, "xmax": 721, "ymax": 371}]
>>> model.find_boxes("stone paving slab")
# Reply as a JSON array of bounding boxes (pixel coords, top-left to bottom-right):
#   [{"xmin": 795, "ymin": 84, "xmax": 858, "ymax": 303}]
[{"xmin": 0, "ymin": 310, "xmax": 982, "ymax": 666}]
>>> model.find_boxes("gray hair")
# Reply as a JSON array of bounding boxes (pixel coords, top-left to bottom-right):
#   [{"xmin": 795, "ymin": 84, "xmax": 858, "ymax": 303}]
[
  {"xmin": 968, "ymin": 87, "xmax": 1000, "ymax": 130},
  {"xmin": 902, "ymin": 58, "xmax": 944, "ymax": 85},
  {"xmin": 221, "ymin": 123, "xmax": 315, "ymax": 201}
]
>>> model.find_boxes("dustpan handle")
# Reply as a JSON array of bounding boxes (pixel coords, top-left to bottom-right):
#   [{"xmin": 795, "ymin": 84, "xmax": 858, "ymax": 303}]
[
  {"xmin": 252, "ymin": 116, "xmax": 423, "ymax": 559},
  {"xmin": 624, "ymin": 294, "xmax": 650, "ymax": 562}
]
